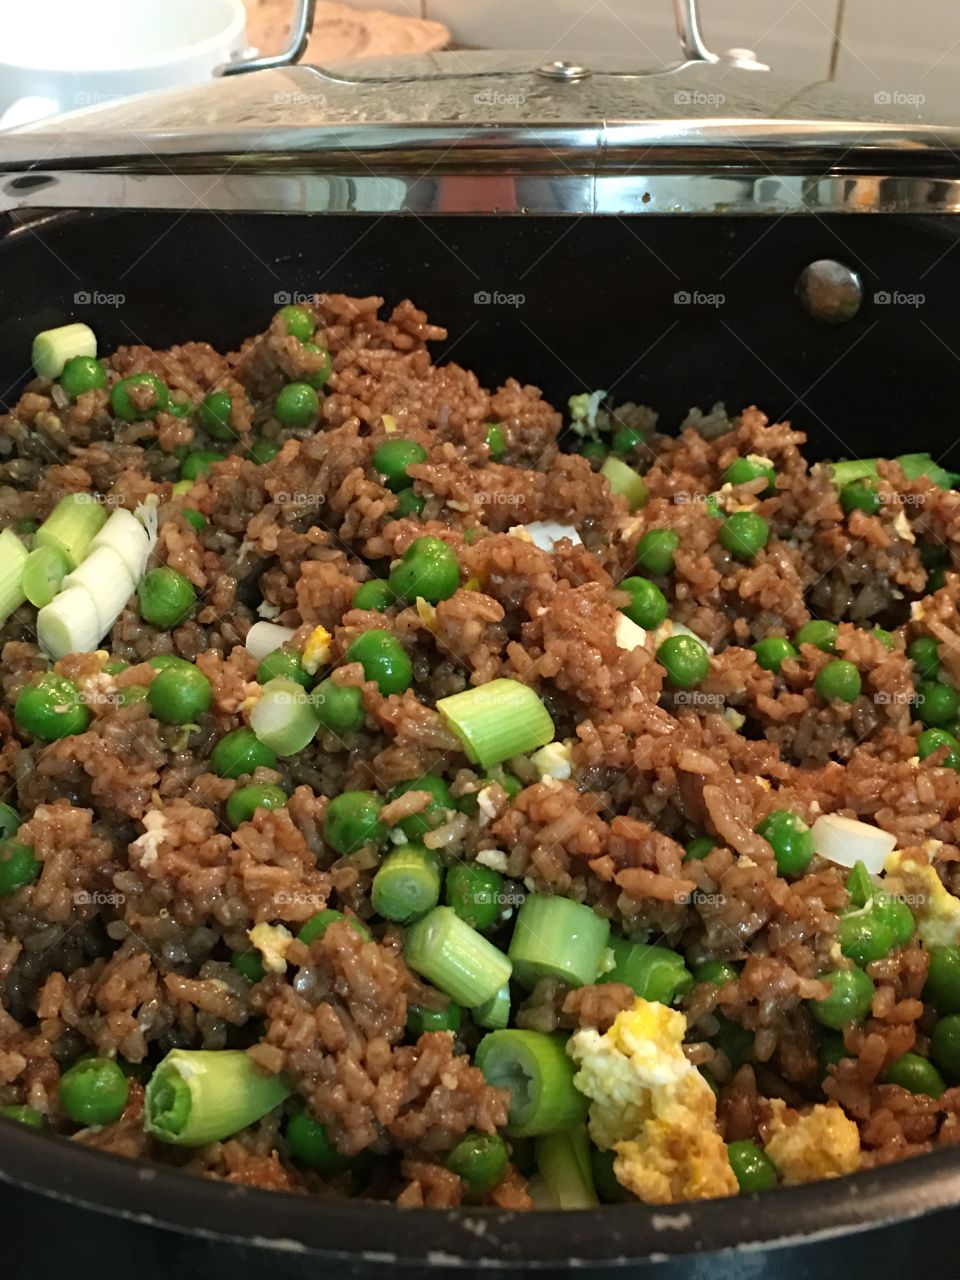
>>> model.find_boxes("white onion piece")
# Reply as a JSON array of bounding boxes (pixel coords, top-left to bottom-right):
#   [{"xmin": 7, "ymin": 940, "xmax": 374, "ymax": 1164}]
[
  {"xmin": 522, "ymin": 521, "xmax": 582, "ymax": 553},
  {"xmin": 62, "ymin": 546, "xmax": 136, "ymax": 633},
  {"xmin": 615, "ymin": 614, "xmax": 647, "ymax": 651},
  {"xmin": 670, "ymin": 620, "xmax": 714, "ymax": 654},
  {"xmin": 811, "ymin": 814, "xmax": 896, "ymax": 874},
  {"xmin": 245, "ymin": 621, "xmax": 295, "ymax": 661},
  {"xmin": 37, "ymin": 585, "xmax": 101, "ymax": 658},
  {"xmin": 89, "ymin": 507, "xmax": 152, "ymax": 582}
]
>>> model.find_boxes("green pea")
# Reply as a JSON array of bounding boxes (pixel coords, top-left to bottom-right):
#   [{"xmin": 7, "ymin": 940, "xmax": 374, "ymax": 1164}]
[
  {"xmin": 924, "ymin": 947, "xmax": 960, "ymax": 1013},
  {"xmin": 727, "ymin": 1139, "xmax": 777, "ymax": 1192},
  {"xmin": 352, "ymin": 580, "xmax": 394, "ymax": 612},
  {"xmin": 257, "ymin": 648, "xmax": 310, "ymax": 690},
  {"xmin": 809, "ymin": 967, "xmax": 874, "ymax": 1029},
  {"xmin": 312, "ymin": 678, "xmax": 366, "ymax": 735},
  {"xmin": 657, "ymin": 633, "xmax": 709, "ymax": 689},
  {"xmin": 297, "ymin": 908, "xmax": 370, "ymax": 945},
  {"xmin": 0, "ymin": 1104, "xmax": 44, "ymax": 1129},
  {"xmin": 59, "ymin": 1057, "xmax": 128, "ymax": 1126},
  {"xmin": 931, "ymin": 1014, "xmax": 960, "ymax": 1081},
  {"xmin": 723, "ymin": 456, "xmax": 776, "ymax": 493},
  {"xmin": 198, "ymin": 390, "xmax": 235, "ymax": 440},
  {"xmin": 872, "ymin": 626, "xmax": 894, "ymax": 651},
  {"xmin": 815, "ymin": 659, "xmax": 862, "ymax": 704},
  {"xmin": 0, "ymin": 840, "xmax": 39, "ymax": 896},
  {"xmin": 346, "ymin": 630, "xmax": 412, "ymax": 695},
  {"xmin": 840, "ymin": 479, "xmax": 880, "ymax": 517},
  {"xmin": 684, "ymin": 836, "xmax": 717, "ymax": 861},
  {"xmin": 794, "ymin": 620, "xmax": 839, "ymax": 653},
  {"xmin": 59, "ymin": 355, "xmax": 106, "ymax": 401},
  {"xmin": 753, "ymin": 636, "xmax": 798, "ymax": 674},
  {"xmin": 445, "ymin": 863, "xmax": 503, "ymax": 930},
  {"xmin": 445, "ymin": 1130, "xmax": 509, "ymax": 1198},
  {"xmin": 275, "ymin": 382, "xmax": 319, "ymax": 428},
  {"xmin": 117, "ymin": 685, "xmax": 148, "ymax": 708},
  {"xmin": 908, "ymin": 635, "xmax": 940, "ymax": 679},
  {"xmin": 15, "ymin": 673, "xmax": 89, "ymax": 741},
  {"xmin": 250, "ymin": 439, "xmax": 281, "ymax": 465},
  {"xmin": 635, "ymin": 528, "xmax": 679, "ymax": 576},
  {"xmin": 225, "ymin": 782, "xmax": 287, "ymax": 829},
  {"xmin": 285, "ymin": 1108, "xmax": 350, "ymax": 1174},
  {"xmin": 837, "ymin": 907, "xmax": 896, "ymax": 966},
  {"xmin": 147, "ymin": 655, "xmax": 193, "ymax": 673},
  {"xmin": 301, "ymin": 342, "xmax": 333, "ymax": 390},
  {"xmin": 927, "ymin": 567, "xmax": 947, "ymax": 593},
  {"xmin": 388, "ymin": 775, "xmax": 453, "ymax": 839},
  {"xmin": 0, "ymin": 803, "xmax": 20, "ymax": 843},
  {"xmin": 712, "ymin": 1011, "xmax": 753, "ymax": 1070},
  {"xmin": 604, "ymin": 939, "xmax": 692, "ymax": 1004},
  {"xmin": 388, "ymin": 535, "xmax": 460, "ymax": 604},
  {"xmin": 373, "ymin": 439, "xmax": 427, "ymax": 492},
  {"xmin": 580, "ymin": 440, "xmax": 607, "ymax": 469},
  {"xmin": 882, "ymin": 1051, "xmax": 944, "ymax": 1097},
  {"xmin": 182, "ymin": 507, "xmax": 206, "ymax": 533},
  {"xmin": 138, "ymin": 566, "xmax": 196, "ymax": 628},
  {"xmin": 919, "ymin": 539, "xmax": 949, "ymax": 569},
  {"xmin": 231, "ymin": 950, "xmax": 265, "ymax": 983},
  {"xmin": 817, "ymin": 1032, "xmax": 847, "ymax": 1076},
  {"xmin": 277, "ymin": 305, "xmax": 315, "ymax": 341},
  {"xmin": 718, "ymin": 512, "xmax": 769, "ymax": 561},
  {"xmin": 486, "ymin": 423, "xmax": 507, "ymax": 459},
  {"xmin": 110, "ymin": 372, "xmax": 169, "ymax": 422},
  {"xmin": 407, "ymin": 1001, "xmax": 462, "ymax": 1037},
  {"xmin": 147, "ymin": 664, "xmax": 211, "ymax": 726},
  {"xmin": 210, "ymin": 727, "xmax": 277, "ymax": 779},
  {"xmin": 917, "ymin": 680, "xmax": 959, "ymax": 728},
  {"xmin": 180, "ymin": 450, "xmax": 224, "ymax": 481},
  {"xmin": 323, "ymin": 790, "xmax": 386, "ymax": 854},
  {"xmin": 917, "ymin": 727, "xmax": 960, "ymax": 769},
  {"xmin": 694, "ymin": 960, "xmax": 738, "ymax": 987},
  {"xmin": 755, "ymin": 810, "xmax": 813, "ymax": 877},
  {"xmin": 872, "ymin": 891, "xmax": 914, "ymax": 946},
  {"xmin": 395, "ymin": 489, "xmax": 425, "ymax": 519},
  {"xmin": 612, "ymin": 425, "xmax": 645, "ymax": 455},
  {"xmin": 620, "ymin": 576, "xmax": 667, "ymax": 630},
  {"xmin": 456, "ymin": 771, "xmax": 522, "ymax": 815}
]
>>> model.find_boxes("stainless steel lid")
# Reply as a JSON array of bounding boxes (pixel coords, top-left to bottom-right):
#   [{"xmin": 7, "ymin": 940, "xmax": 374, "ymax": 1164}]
[{"xmin": 2, "ymin": 0, "xmax": 959, "ymax": 217}]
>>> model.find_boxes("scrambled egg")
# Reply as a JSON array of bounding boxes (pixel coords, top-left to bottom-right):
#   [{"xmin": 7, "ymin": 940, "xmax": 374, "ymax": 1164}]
[
  {"xmin": 301, "ymin": 625, "xmax": 332, "ymax": 675},
  {"xmin": 763, "ymin": 1099, "xmax": 860, "ymax": 1185},
  {"xmin": 248, "ymin": 921, "xmax": 293, "ymax": 973},
  {"xmin": 531, "ymin": 741, "xmax": 573, "ymax": 781},
  {"xmin": 884, "ymin": 846, "xmax": 960, "ymax": 946},
  {"xmin": 568, "ymin": 998, "xmax": 737, "ymax": 1203}
]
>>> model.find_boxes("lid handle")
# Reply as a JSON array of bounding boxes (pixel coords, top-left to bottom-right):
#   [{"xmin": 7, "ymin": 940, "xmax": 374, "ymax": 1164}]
[
  {"xmin": 673, "ymin": 0, "xmax": 718, "ymax": 63},
  {"xmin": 219, "ymin": 0, "xmax": 317, "ymax": 76}
]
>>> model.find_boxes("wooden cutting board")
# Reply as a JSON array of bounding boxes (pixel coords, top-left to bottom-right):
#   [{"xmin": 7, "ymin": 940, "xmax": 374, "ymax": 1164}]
[{"xmin": 244, "ymin": 0, "xmax": 449, "ymax": 60}]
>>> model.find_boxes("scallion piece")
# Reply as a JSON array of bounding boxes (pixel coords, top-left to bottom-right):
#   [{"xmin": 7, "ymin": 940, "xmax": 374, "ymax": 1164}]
[
  {"xmin": 31, "ymin": 322, "xmax": 96, "ymax": 379},
  {"xmin": 249, "ymin": 677, "xmax": 320, "ymax": 757},
  {"xmin": 600, "ymin": 456, "xmax": 647, "ymax": 512},
  {"xmin": 601, "ymin": 936, "xmax": 693, "ymax": 1004},
  {"xmin": 144, "ymin": 1048, "xmax": 291, "ymax": 1146},
  {"xmin": 371, "ymin": 844, "xmax": 442, "ymax": 923},
  {"xmin": 473, "ymin": 982, "xmax": 511, "ymax": 1029},
  {"xmin": 536, "ymin": 1125, "xmax": 599, "ymax": 1209},
  {"xmin": 0, "ymin": 527, "xmax": 29, "ymax": 625},
  {"xmin": 35, "ymin": 493, "xmax": 107, "ymax": 568},
  {"xmin": 22, "ymin": 544, "xmax": 70, "ymax": 608},
  {"xmin": 437, "ymin": 679, "xmax": 554, "ymax": 769},
  {"xmin": 828, "ymin": 458, "xmax": 877, "ymax": 488},
  {"xmin": 89, "ymin": 507, "xmax": 154, "ymax": 582},
  {"xmin": 475, "ymin": 1029, "xmax": 588, "ymax": 1137},
  {"xmin": 36, "ymin": 584, "xmax": 101, "ymax": 658},
  {"xmin": 508, "ymin": 893, "xmax": 610, "ymax": 990},
  {"xmin": 62, "ymin": 545, "xmax": 136, "ymax": 633},
  {"xmin": 404, "ymin": 906, "xmax": 512, "ymax": 1007}
]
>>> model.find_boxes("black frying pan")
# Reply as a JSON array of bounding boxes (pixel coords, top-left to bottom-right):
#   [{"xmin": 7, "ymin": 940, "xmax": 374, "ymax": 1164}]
[{"xmin": 1, "ymin": 207, "xmax": 959, "ymax": 1277}]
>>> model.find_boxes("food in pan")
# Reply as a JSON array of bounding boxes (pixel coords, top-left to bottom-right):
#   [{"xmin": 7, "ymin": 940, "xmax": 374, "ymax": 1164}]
[{"xmin": 2, "ymin": 296, "xmax": 960, "ymax": 1208}]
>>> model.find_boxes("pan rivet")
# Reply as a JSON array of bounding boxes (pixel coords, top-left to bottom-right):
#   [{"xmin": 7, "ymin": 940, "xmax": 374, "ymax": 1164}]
[
  {"xmin": 536, "ymin": 61, "xmax": 591, "ymax": 81},
  {"xmin": 796, "ymin": 259, "xmax": 862, "ymax": 324}
]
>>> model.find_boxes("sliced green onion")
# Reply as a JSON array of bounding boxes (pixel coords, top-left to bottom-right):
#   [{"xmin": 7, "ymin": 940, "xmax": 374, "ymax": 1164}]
[
  {"xmin": 601, "ymin": 936, "xmax": 693, "ymax": 1004},
  {"xmin": 245, "ymin": 621, "xmax": 296, "ymax": 662},
  {"xmin": 600, "ymin": 456, "xmax": 647, "ymax": 512},
  {"xmin": 22, "ymin": 544, "xmax": 70, "ymax": 608},
  {"xmin": 36, "ymin": 584, "xmax": 101, "ymax": 658},
  {"xmin": 0, "ymin": 527, "xmax": 29, "ymax": 625},
  {"xmin": 88, "ymin": 507, "xmax": 154, "ymax": 582},
  {"xmin": 32, "ymin": 322, "xmax": 96, "ymax": 379},
  {"xmin": 473, "ymin": 982, "xmax": 511, "ymax": 1029},
  {"xmin": 35, "ymin": 493, "xmax": 107, "ymax": 568},
  {"xmin": 536, "ymin": 1125, "xmax": 599, "ymax": 1209},
  {"xmin": 249, "ymin": 677, "xmax": 320, "ymax": 757},
  {"xmin": 475, "ymin": 1029, "xmax": 588, "ymax": 1137},
  {"xmin": 437, "ymin": 679, "xmax": 554, "ymax": 769},
  {"xmin": 144, "ymin": 1048, "xmax": 291, "ymax": 1146},
  {"xmin": 508, "ymin": 894, "xmax": 610, "ymax": 990},
  {"xmin": 896, "ymin": 452, "xmax": 958, "ymax": 489},
  {"xmin": 371, "ymin": 845, "xmax": 441, "ymax": 923},
  {"xmin": 404, "ymin": 906, "xmax": 511, "ymax": 1007},
  {"xmin": 828, "ymin": 459, "xmax": 877, "ymax": 488},
  {"xmin": 172, "ymin": 479, "xmax": 193, "ymax": 496},
  {"xmin": 62, "ymin": 546, "xmax": 136, "ymax": 633}
]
